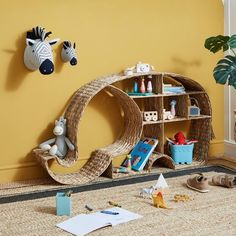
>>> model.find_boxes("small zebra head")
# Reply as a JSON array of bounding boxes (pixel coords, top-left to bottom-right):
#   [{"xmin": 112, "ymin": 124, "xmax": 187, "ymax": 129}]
[
  {"xmin": 61, "ymin": 41, "xmax": 77, "ymax": 66},
  {"xmin": 24, "ymin": 26, "xmax": 60, "ymax": 75}
]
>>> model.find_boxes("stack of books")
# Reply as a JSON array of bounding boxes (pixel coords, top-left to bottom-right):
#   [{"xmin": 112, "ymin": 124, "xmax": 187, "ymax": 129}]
[{"xmin": 163, "ymin": 84, "xmax": 185, "ymax": 94}]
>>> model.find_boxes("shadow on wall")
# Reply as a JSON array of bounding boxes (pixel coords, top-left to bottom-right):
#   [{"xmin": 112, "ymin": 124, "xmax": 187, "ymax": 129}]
[
  {"xmin": 54, "ymin": 43, "xmax": 65, "ymax": 74},
  {"xmin": 170, "ymin": 57, "xmax": 201, "ymax": 75},
  {"xmin": 4, "ymin": 32, "xmax": 28, "ymax": 91}
]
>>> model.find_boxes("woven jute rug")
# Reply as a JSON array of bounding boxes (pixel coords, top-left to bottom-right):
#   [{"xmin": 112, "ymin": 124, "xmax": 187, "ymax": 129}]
[{"xmin": 0, "ymin": 171, "xmax": 236, "ymax": 236}]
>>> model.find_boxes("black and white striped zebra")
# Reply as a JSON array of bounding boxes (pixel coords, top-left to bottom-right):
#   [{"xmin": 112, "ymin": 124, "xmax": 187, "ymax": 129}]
[
  {"xmin": 24, "ymin": 26, "xmax": 60, "ymax": 75},
  {"xmin": 61, "ymin": 41, "xmax": 77, "ymax": 66}
]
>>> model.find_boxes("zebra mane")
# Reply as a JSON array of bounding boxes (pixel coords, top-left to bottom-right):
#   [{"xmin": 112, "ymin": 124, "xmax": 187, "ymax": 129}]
[
  {"xmin": 26, "ymin": 26, "xmax": 52, "ymax": 41},
  {"xmin": 63, "ymin": 41, "xmax": 76, "ymax": 49},
  {"xmin": 63, "ymin": 41, "xmax": 72, "ymax": 48}
]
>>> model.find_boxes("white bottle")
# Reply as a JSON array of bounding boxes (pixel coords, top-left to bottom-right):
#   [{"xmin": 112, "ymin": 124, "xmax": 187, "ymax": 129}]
[{"xmin": 147, "ymin": 80, "xmax": 153, "ymax": 93}]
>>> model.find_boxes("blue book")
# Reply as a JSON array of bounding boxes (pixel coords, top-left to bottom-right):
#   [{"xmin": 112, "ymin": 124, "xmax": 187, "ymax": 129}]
[{"xmin": 124, "ymin": 137, "xmax": 158, "ymax": 171}]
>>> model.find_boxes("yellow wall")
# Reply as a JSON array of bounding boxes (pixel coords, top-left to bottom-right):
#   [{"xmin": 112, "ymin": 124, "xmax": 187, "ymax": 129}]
[{"xmin": 0, "ymin": 0, "xmax": 224, "ymax": 183}]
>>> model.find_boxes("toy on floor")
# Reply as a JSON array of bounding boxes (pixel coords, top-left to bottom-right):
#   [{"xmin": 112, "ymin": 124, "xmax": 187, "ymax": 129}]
[
  {"xmin": 153, "ymin": 173, "xmax": 170, "ymax": 194},
  {"xmin": 39, "ymin": 117, "xmax": 75, "ymax": 158},
  {"xmin": 24, "ymin": 26, "xmax": 60, "ymax": 75},
  {"xmin": 61, "ymin": 41, "xmax": 78, "ymax": 66},
  {"xmin": 140, "ymin": 186, "xmax": 155, "ymax": 199},
  {"xmin": 173, "ymin": 194, "xmax": 192, "ymax": 202},
  {"xmin": 108, "ymin": 201, "xmax": 122, "ymax": 208},
  {"xmin": 56, "ymin": 192, "xmax": 72, "ymax": 216},
  {"xmin": 152, "ymin": 192, "xmax": 168, "ymax": 209}
]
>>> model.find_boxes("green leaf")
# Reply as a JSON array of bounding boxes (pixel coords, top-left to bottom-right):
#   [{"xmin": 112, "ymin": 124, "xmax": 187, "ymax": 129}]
[
  {"xmin": 204, "ymin": 35, "xmax": 230, "ymax": 53},
  {"xmin": 213, "ymin": 55, "xmax": 236, "ymax": 88},
  {"xmin": 228, "ymin": 35, "xmax": 236, "ymax": 48}
]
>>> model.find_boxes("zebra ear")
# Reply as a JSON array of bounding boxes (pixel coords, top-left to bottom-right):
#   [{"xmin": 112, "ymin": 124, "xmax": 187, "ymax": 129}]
[
  {"xmin": 73, "ymin": 42, "xmax": 76, "ymax": 49},
  {"xmin": 48, "ymin": 38, "xmax": 60, "ymax": 46},
  {"xmin": 26, "ymin": 38, "xmax": 36, "ymax": 46}
]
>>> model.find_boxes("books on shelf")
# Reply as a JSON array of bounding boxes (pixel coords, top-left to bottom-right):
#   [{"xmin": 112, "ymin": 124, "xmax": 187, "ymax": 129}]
[
  {"xmin": 56, "ymin": 207, "xmax": 142, "ymax": 236},
  {"xmin": 163, "ymin": 84, "xmax": 185, "ymax": 94},
  {"xmin": 123, "ymin": 137, "xmax": 158, "ymax": 171}
]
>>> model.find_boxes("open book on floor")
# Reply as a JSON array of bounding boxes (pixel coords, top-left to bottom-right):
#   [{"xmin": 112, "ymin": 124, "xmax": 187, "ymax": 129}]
[
  {"xmin": 123, "ymin": 137, "xmax": 158, "ymax": 171},
  {"xmin": 56, "ymin": 207, "xmax": 142, "ymax": 236}
]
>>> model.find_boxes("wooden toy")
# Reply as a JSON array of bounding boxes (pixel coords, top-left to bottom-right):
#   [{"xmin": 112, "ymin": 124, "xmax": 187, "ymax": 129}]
[
  {"xmin": 147, "ymin": 77, "xmax": 153, "ymax": 93},
  {"xmin": 140, "ymin": 78, "xmax": 146, "ymax": 93},
  {"xmin": 143, "ymin": 111, "xmax": 158, "ymax": 122},
  {"xmin": 163, "ymin": 109, "xmax": 174, "ymax": 120},
  {"xmin": 133, "ymin": 80, "xmax": 138, "ymax": 93}
]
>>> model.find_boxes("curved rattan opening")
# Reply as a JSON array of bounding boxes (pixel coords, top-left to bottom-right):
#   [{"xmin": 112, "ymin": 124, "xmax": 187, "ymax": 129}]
[{"xmin": 34, "ymin": 84, "xmax": 143, "ymax": 184}]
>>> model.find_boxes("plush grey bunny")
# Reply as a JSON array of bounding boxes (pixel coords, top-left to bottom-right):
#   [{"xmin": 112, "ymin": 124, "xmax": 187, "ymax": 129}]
[{"xmin": 39, "ymin": 117, "xmax": 74, "ymax": 158}]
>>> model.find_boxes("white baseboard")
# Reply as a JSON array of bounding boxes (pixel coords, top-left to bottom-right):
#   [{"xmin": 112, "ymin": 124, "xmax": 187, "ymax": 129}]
[{"xmin": 224, "ymin": 140, "xmax": 236, "ymax": 157}]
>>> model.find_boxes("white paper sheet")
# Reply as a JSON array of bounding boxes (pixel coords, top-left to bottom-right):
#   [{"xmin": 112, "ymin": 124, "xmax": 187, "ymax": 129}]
[{"xmin": 56, "ymin": 207, "xmax": 142, "ymax": 236}]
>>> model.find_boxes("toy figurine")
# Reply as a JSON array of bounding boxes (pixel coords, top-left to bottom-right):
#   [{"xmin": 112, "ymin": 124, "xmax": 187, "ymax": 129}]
[
  {"xmin": 140, "ymin": 78, "xmax": 146, "ymax": 93},
  {"xmin": 170, "ymin": 100, "xmax": 177, "ymax": 117},
  {"xmin": 147, "ymin": 79, "xmax": 153, "ymax": 93},
  {"xmin": 134, "ymin": 79, "xmax": 138, "ymax": 93},
  {"xmin": 152, "ymin": 192, "xmax": 167, "ymax": 209},
  {"xmin": 126, "ymin": 154, "xmax": 132, "ymax": 171}
]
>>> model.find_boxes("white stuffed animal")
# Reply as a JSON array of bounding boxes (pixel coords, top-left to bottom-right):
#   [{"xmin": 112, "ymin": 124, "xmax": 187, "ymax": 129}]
[{"xmin": 39, "ymin": 117, "xmax": 74, "ymax": 158}]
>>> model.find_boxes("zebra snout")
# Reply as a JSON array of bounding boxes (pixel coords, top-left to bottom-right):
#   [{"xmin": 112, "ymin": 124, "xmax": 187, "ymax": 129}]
[
  {"xmin": 39, "ymin": 59, "xmax": 54, "ymax": 75},
  {"xmin": 70, "ymin": 57, "xmax": 77, "ymax": 66}
]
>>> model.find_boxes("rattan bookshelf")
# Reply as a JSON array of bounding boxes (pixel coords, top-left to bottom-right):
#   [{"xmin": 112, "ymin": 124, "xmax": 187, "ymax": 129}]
[{"xmin": 34, "ymin": 72, "xmax": 214, "ymax": 184}]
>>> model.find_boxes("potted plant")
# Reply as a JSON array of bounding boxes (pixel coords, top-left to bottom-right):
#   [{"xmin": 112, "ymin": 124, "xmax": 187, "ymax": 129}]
[
  {"xmin": 205, "ymin": 34, "xmax": 236, "ymax": 142},
  {"xmin": 204, "ymin": 34, "xmax": 236, "ymax": 88}
]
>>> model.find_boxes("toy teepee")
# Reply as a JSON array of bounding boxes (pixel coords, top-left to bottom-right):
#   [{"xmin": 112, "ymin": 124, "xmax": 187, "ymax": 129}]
[{"xmin": 153, "ymin": 173, "xmax": 170, "ymax": 193}]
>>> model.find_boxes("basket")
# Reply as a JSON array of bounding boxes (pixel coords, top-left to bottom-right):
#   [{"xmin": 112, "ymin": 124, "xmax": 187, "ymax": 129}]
[{"xmin": 169, "ymin": 143, "xmax": 194, "ymax": 164}]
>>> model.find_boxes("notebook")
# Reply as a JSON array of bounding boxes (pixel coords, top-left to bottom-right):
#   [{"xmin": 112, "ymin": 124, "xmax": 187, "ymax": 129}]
[{"xmin": 56, "ymin": 207, "xmax": 142, "ymax": 236}]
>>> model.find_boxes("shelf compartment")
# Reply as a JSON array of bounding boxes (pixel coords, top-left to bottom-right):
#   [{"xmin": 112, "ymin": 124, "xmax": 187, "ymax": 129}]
[{"xmin": 163, "ymin": 95, "xmax": 188, "ymax": 119}]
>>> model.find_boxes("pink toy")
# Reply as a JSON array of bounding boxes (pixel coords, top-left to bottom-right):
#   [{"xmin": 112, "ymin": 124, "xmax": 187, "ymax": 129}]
[{"xmin": 140, "ymin": 78, "xmax": 146, "ymax": 93}]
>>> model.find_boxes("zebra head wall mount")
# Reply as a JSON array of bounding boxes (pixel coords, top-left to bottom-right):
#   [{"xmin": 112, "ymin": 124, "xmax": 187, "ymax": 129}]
[
  {"xmin": 61, "ymin": 41, "xmax": 78, "ymax": 66},
  {"xmin": 24, "ymin": 26, "xmax": 60, "ymax": 75}
]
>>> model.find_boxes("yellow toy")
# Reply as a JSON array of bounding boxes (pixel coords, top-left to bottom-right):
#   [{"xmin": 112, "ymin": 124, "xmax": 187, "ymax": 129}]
[{"xmin": 152, "ymin": 192, "xmax": 167, "ymax": 209}]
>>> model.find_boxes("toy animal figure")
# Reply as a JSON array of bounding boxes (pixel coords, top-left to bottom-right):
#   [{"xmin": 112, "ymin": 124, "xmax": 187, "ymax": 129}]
[
  {"xmin": 24, "ymin": 26, "xmax": 60, "ymax": 75},
  {"xmin": 39, "ymin": 117, "xmax": 74, "ymax": 158},
  {"xmin": 61, "ymin": 41, "xmax": 77, "ymax": 66},
  {"xmin": 140, "ymin": 186, "xmax": 155, "ymax": 199}
]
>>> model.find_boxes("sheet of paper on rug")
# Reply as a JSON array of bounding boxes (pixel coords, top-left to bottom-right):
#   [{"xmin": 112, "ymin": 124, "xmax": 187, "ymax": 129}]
[{"xmin": 56, "ymin": 207, "xmax": 143, "ymax": 236}]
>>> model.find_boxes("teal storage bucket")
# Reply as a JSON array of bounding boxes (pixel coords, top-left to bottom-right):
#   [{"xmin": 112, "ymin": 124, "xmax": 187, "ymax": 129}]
[
  {"xmin": 169, "ymin": 143, "xmax": 194, "ymax": 164},
  {"xmin": 56, "ymin": 192, "xmax": 72, "ymax": 216}
]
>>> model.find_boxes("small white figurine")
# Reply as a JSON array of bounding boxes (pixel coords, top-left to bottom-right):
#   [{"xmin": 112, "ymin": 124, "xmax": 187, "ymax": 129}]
[
  {"xmin": 140, "ymin": 186, "xmax": 155, "ymax": 199},
  {"xmin": 170, "ymin": 100, "xmax": 177, "ymax": 117},
  {"xmin": 147, "ymin": 76, "xmax": 153, "ymax": 93}
]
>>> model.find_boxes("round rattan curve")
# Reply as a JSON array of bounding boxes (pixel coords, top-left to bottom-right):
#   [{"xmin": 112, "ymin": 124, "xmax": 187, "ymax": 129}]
[{"xmin": 34, "ymin": 83, "xmax": 143, "ymax": 184}]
